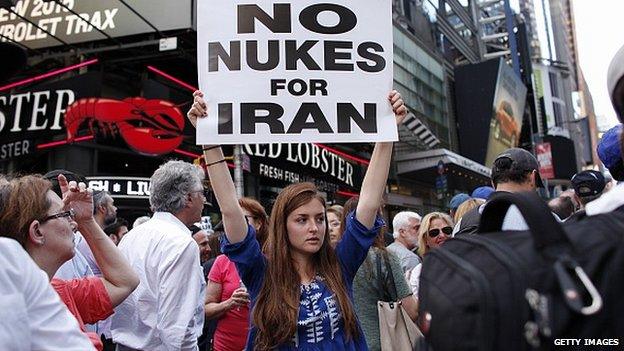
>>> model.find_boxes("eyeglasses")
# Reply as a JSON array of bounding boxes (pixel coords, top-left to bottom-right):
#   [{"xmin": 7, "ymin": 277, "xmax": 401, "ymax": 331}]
[
  {"xmin": 40, "ymin": 209, "xmax": 75, "ymax": 223},
  {"xmin": 428, "ymin": 226, "xmax": 453, "ymax": 238}
]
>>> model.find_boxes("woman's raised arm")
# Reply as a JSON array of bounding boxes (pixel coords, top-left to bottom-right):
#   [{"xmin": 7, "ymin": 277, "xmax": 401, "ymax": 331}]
[
  {"xmin": 187, "ymin": 91, "xmax": 248, "ymax": 244},
  {"xmin": 355, "ymin": 90, "xmax": 406, "ymax": 228}
]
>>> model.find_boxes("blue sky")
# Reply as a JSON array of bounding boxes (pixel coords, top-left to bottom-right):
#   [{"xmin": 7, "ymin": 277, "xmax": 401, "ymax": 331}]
[{"xmin": 574, "ymin": 0, "xmax": 623, "ymax": 130}]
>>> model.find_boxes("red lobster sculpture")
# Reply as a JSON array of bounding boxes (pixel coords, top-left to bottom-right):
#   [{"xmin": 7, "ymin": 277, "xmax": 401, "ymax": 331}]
[{"xmin": 64, "ymin": 97, "xmax": 185, "ymax": 156}]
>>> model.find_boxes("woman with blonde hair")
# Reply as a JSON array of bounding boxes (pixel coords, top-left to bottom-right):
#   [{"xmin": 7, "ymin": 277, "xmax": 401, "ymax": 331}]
[
  {"xmin": 187, "ymin": 89, "xmax": 407, "ymax": 350},
  {"xmin": 407, "ymin": 212, "xmax": 454, "ymax": 299},
  {"xmin": 453, "ymin": 198, "xmax": 485, "ymax": 224},
  {"xmin": 416, "ymin": 212, "xmax": 454, "ymax": 257}
]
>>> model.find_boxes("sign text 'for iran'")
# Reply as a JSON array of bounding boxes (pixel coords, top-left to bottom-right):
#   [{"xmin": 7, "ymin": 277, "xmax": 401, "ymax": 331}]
[{"xmin": 196, "ymin": 0, "xmax": 394, "ymax": 144}]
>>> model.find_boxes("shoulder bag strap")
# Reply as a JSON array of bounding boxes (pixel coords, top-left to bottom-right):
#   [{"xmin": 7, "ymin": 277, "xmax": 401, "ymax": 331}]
[
  {"xmin": 479, "ymin": 191, "xmax": 569, "ymax": 253},
  {"xmin": 376, "ymin": 251, "xmax": 393, "ymax": 302},
  {"xmin": 480, "ymin": 191, "xmax": 603, "ymax": 316},
  {"xmin": 382, "ymin": 251, "xmax": 399, "ymax": 302}
]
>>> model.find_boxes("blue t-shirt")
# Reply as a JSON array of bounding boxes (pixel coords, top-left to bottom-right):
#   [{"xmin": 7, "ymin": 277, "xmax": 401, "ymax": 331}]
[{"xmin": 221, "ymin": 211, "xmax": 384, "ymax": 350}]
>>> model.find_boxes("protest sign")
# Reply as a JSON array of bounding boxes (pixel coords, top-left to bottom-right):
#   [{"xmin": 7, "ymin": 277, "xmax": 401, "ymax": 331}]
[{"xmin": 196, "ymin": 0, "xmax": 395, "ymax": 144}]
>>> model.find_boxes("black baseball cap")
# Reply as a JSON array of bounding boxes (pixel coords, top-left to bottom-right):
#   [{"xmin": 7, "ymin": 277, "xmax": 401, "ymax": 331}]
[
  {"xmin": 43, "ymin": 169, "xmax": 88, "ymax": 198},
  {"xmin": 571, "ymin": 170, "xmax": 606, "ymax": 197},
  {"xmin": 492, "ymin": 148, "xmax": 545, "ymax": 188}
]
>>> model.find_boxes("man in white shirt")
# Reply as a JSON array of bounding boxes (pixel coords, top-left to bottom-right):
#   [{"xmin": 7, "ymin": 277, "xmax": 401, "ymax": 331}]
[
  {"xmin": 112, "ymin": 161, "xmax": 207, "ymax": 351},
  {"xmin": 388, "ymin": 211, "xmax": 422, "ymax": 272},
  {"xmin": 454, "ymin": 148, "xmax": 547, "ymax": 235},
  {"xmin": 0, "ymin": 237, "xmax": 96, "ymax": 351}
]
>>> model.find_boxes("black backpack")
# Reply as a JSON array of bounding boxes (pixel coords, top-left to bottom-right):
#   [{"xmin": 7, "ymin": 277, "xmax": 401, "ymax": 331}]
[{"xmin": 418, "ymin": 192, "xmax": 624, "ymax": 350}]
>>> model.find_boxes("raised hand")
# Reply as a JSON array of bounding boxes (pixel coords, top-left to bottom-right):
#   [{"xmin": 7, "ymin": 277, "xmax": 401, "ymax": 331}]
[
  {"xmin": 187, "ymin": 90, "xmax": 207, "ymax": 128},
  {"xmin": 58, "ymin": 174, "xmax": 94, "ymax": 223},
  {"xmin": 389, "ymin": 90, "xmax": 407, "ymax": 125}
]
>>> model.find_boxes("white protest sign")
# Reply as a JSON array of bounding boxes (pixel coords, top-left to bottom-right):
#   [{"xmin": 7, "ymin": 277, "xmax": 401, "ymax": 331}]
[{"xmin": 196, "ymin": 0, "xmax": 395, "ymax": 144}]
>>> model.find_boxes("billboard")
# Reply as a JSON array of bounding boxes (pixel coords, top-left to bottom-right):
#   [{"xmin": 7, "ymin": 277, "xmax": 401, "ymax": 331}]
[
  {"xmin": 88, "ymin": 176, "xmax": 150, "ymax": 199},
  {"xmin": 0, "ymin": 71, "xmax": 188, "ymax": 158},
  {"xmin": 0, "ymin": 0, "xmax": 192, "ymax": 49},
  {"xmin": 532, "ymin": 64, "xmax": 556, "ymax": 130},
  {"xmin": 455, "ymin": 59, "xmax": 528, "ymax": 167},
  {"xmin": 535, "ymin": 142, "xmax": 555, "ymax": 179},
  {"xmin": 543, "ymin": 135, "xmax": 578, "ymax": 179},
  {"xmin": 484, "ymin": 61, "xmax": 527, "ymax": 166},
  {"xmin": 0, "ymin": 71, "xmax": 102, "ymax": 143}
]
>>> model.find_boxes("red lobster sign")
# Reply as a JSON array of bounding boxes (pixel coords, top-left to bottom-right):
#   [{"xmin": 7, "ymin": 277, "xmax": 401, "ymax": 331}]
[{"xmin": 64, "ymin": 97, "xmax": 185, "ymax": 156}]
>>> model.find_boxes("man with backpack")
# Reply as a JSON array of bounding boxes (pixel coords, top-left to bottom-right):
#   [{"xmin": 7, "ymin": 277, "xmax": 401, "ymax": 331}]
[
  {"xmin": 417, "ymin": 44, "xmax": 624, "ymax": 351},
  {"xmin": 453, "ymin": 147, "xmax": 545, "ymax": 235}
]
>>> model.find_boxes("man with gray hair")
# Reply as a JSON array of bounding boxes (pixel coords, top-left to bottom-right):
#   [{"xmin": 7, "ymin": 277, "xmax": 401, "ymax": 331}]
[
  {"xmin": 387, "ymin": 211, "xmax": 422, "ymax": 272},
  {"xmin": 112, "ymin": 160, "xmax": 207, "ymax": 351}
]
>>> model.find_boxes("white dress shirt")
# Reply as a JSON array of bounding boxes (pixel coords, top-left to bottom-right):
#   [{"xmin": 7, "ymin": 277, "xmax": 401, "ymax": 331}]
[
  {"xmin": 407, "ymin": 263, "xmax": 422, "ymax": 297},
  {"xmin": 586, "ymin": 183, "xmax": 624, "ymax": 216},
  {"xmin": 111, "ymin": 212, "xmax": 206, "ymax": 351},
  {"xmin": 0, "ymin": 237, "xmax": 95, "ymax": 351}
]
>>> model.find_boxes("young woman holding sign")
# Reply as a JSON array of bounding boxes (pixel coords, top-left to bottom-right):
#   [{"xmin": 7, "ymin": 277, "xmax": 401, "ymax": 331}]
[{"xmin": 187, "ymin": 90, "xmax": 406, "ymax": 350}]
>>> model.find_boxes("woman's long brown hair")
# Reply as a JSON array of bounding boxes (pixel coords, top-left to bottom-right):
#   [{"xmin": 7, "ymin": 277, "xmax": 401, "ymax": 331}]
[{"xmin": 252, "ymin": 182, "xmax": 359, "ymax": 350}]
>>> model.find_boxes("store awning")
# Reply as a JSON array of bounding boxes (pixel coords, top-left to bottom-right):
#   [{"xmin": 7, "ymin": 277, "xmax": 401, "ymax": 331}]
[{"xmin": 395, "ymin": 148, "xmax": 492, "ymax": 192}]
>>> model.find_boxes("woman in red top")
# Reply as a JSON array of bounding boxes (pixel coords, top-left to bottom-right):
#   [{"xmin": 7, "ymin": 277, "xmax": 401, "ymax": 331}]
[
  {"xmin": 0, "ymin": 175, "xmax": 139, "ymax": 351},
  {"xmin": 205, "ymin": 197, "xmax": 269, "ymax": 351}
]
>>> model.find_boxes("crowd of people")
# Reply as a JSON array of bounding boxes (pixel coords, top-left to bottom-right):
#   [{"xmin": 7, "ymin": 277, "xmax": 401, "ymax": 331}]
[{"xmin": 2, "ymin": 43, "xmax": 624, "ymax": 351}]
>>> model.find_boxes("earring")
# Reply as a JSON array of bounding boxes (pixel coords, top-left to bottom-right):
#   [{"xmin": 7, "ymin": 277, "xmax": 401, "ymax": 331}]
[{"xmin": 40, "ymin": 238, "xmax": 45, "ymax": 246}]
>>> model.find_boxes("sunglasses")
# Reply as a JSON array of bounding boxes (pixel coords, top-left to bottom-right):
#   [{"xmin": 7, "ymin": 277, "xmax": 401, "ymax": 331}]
[
  {"xmin": 40, "ymin": 209, "xmax": 75, "ymax": 223},
  {"xmin": 428, "ymin": 226, "xmax": 453, "ymax": 238}
]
